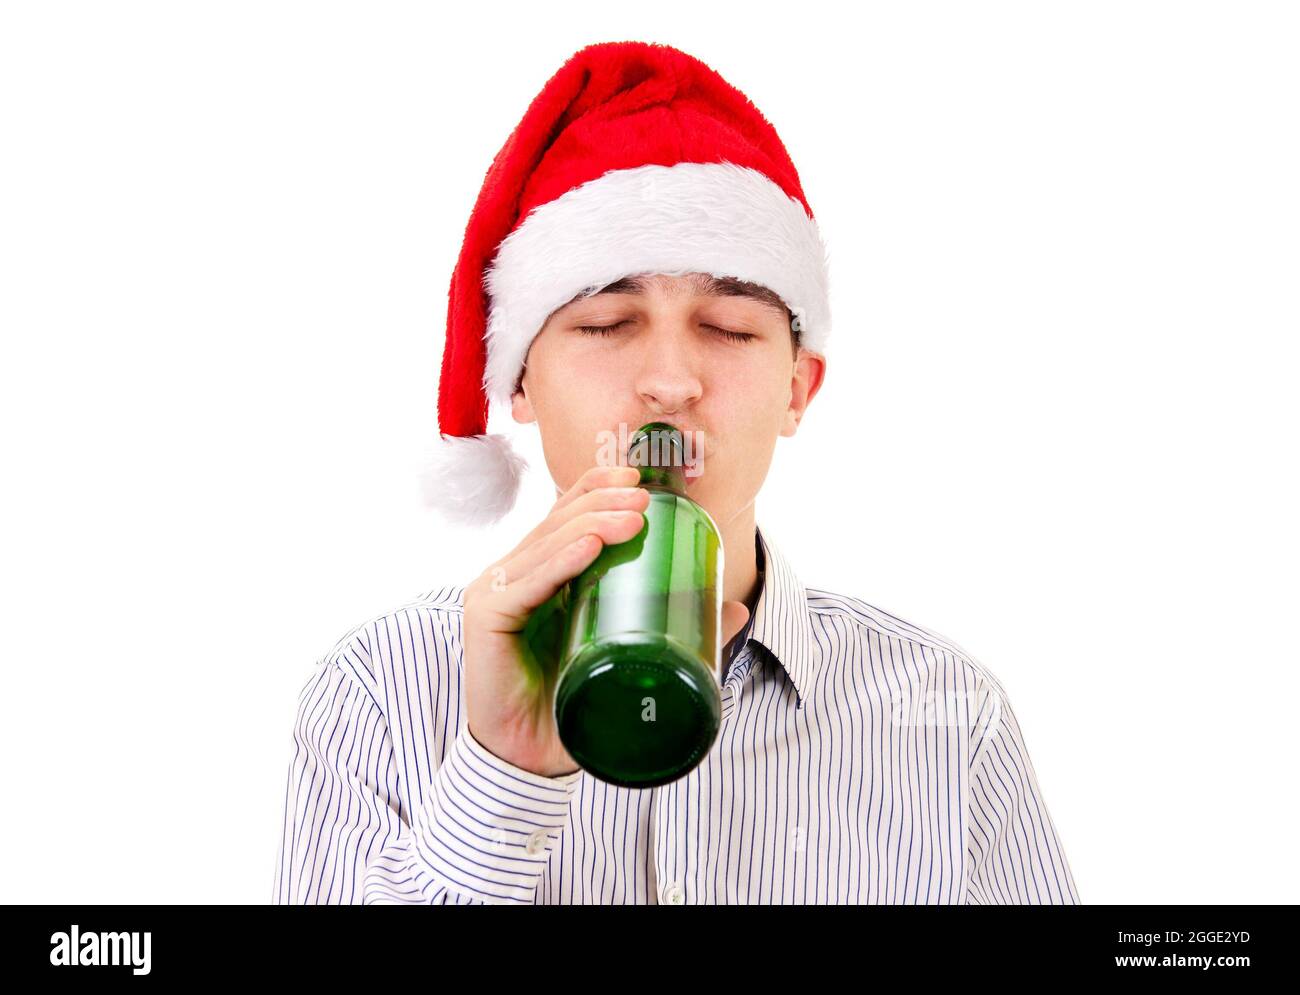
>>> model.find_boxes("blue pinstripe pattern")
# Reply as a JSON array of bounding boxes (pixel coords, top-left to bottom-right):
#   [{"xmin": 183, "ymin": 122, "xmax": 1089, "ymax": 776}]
[{"xmin": 274, "ymin": 524, "xmax": 1079, "ymax": 904}]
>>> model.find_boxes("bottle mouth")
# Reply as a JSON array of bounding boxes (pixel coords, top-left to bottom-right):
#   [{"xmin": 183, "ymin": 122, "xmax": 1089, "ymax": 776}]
[{"xmin": 627, "ymin": 422, "xmax": 688, "ymax": 470}]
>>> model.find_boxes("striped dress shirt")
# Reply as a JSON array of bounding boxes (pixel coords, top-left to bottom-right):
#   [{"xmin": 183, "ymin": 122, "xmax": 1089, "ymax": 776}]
[{"xmin": 274, "ymin": 524, "xmax": 1079, "ymax": 904}]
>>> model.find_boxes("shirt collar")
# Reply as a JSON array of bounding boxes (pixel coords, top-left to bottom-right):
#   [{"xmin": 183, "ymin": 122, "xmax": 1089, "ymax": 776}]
[{"xmin": 741, "ymin": 523, "xmax": 818, "ymax": 706}]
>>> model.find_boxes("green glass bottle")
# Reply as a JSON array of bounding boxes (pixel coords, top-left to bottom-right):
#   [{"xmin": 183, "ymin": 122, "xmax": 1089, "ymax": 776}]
[{"xmin": 549, "ymin": 422, "xmax": 724, "ymax": 788}]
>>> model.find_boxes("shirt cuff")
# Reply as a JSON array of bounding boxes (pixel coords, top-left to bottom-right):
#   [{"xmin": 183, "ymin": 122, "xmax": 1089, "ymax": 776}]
[{"xmin": 411, "ymin": 725, "xmax": 583, "ymax": 904}]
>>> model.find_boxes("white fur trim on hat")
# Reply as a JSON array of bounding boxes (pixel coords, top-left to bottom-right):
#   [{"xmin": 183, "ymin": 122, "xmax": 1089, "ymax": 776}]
[
  {"xmin": 481, "ymin": 160, "xmax": 831, "ymax": 406},
  {"xmin": 419, "ymin": 432, "xmax": 529, "ymax": 526}
]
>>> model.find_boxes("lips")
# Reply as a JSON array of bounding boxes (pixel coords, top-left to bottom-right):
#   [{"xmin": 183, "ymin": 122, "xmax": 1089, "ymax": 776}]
[
  {"xmin": 682, "ymin": 454, "xmax": 708, "ymax": 488},
  {"xmin": 620, "ymin": 422, "xmax": 710, "ymax": 484},
  {"xmin": 682, "ymin": 441, "xmax": 710, "ymax": 488}
]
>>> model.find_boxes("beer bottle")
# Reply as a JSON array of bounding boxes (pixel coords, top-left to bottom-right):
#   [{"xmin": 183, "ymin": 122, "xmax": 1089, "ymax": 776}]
[{"xmin": 546, "ymin": 422, "xmax": 724, "ymax": 787}]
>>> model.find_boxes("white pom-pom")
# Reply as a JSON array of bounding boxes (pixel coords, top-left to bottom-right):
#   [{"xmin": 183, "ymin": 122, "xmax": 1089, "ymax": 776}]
[{"xmin": 419, "ymin": 433, "xmax": 528, "ymax": 526}]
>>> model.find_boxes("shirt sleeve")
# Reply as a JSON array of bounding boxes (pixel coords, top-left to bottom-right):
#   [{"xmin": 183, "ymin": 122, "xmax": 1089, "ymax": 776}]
[
  {"xmin": 964, "ymin": 676, "xmax": 1080, "ymax": 904},
  {"xmin": 273, "ymin": 657, "xmax": 582, "ymax": 905}
]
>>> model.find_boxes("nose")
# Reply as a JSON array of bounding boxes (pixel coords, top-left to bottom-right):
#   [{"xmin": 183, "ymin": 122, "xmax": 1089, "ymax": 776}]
[{"xmin": 634, "ymin": 326, "xmax": 704, "ymax": 415}]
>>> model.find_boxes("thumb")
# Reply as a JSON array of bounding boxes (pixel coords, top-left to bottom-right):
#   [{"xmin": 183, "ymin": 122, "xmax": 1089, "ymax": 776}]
[{"xmin": 721, "ymin": 600, "xmax": 750, "ymax": 648}]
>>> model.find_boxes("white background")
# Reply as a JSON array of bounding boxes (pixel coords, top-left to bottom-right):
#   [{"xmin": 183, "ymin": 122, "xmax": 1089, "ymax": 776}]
[{"xmin": 1, "ymin": 1, "xmax": 1296, "ymax": 904}]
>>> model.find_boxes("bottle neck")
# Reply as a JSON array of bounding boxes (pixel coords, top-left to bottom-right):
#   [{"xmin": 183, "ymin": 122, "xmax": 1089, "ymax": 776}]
[
  {"xmin": 636, "ymin": 462, "xmax": 687, "ymax": 494},
  {"xmin": 628, "ymin": 422, "xmax": 689, "ymax": 496}
]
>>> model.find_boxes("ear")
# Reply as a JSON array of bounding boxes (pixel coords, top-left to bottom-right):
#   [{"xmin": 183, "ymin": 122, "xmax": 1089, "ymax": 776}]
[
  {"xmin": 511, "ymin": 378, "xmax": 536, "ymax": 424},
  {"xmin": 781, "ymin": 349, "xmax": 826, "ymax": 437}
]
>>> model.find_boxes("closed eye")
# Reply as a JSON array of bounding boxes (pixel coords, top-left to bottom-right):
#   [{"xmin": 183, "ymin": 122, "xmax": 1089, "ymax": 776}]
[
  {"xmin": 576, "ymin": 322, "xmax": 756, "ymax": 343},
  {"xmin": 575, "ymin": 321, "xmax": 631, "ymax": 337}
]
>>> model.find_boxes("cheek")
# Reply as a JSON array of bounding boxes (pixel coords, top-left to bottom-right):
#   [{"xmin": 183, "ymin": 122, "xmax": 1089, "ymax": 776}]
[
  {"xmin": 725, "ymin": 362, "xmax": 793, "ymax": 422},
  {"xmin": 528, "ymin": 344, "xmax": 614, "ymax": 412},
  {"xmin": 549, "ymin": 344, "xmax": 628, "ymax": 393}
]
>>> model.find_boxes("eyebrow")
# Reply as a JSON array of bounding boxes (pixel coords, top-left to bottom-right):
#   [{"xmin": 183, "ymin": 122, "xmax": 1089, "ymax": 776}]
[{"xmin": 571, "ymin": 273, "xmax": 791, "ymax": 319}]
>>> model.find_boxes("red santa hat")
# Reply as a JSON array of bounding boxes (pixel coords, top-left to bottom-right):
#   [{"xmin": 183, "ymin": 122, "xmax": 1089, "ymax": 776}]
[{"xmin": 424, "ymin": 40, "xmax": 831, "ymax": 525}]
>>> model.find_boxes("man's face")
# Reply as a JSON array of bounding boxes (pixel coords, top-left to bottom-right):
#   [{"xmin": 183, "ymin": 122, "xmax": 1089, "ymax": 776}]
[{"xmin": 511, "ymin": 272, "xmax": 826, "ymax": 528}]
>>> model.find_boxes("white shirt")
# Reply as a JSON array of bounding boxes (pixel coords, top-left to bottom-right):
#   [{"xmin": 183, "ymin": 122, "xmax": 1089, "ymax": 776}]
[{"xmin": 274, "ymin": 524, "xmax": 1079, "ymax": 904}]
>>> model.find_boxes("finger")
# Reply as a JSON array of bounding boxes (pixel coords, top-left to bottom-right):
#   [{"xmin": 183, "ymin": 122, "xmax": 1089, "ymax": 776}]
[
  {"xmin": 500, "ymin": 484, "xmax": 648, "ymax": 577},
  {"xmin": 495, "ymin": 505, "xmax": 648, "ymax": 592},
  {"xmin": 556, "ymin": 482, "xmax": 650, "ymax": 527},
  {"xmin": 489, "ymin": 533, "xmax": 607, "ymax": 630},
  {"xmin": 498, "ymin": 464, "xmax": 640, "ymax": 564},
  {"xmin": 553, "ymin": 463, "xmax": 640, "ymax": 513}
]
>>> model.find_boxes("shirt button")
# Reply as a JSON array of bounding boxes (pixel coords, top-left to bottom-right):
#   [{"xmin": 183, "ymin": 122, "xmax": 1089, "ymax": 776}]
[
  {"xmin": 663, "ymin": 882, "xmax": 685, "ymax": 905},
  {"xmin": 524, "ymin": 830, "xmax": 548, "ymax": 856}
]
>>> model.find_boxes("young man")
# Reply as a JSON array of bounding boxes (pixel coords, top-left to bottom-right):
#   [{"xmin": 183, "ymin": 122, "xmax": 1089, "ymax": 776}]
[{"xmin": 274, "ymin": 41, "xmax": 1079, "ymax": 904}]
